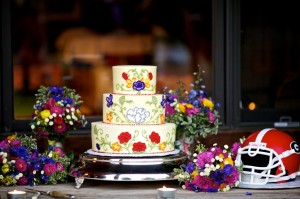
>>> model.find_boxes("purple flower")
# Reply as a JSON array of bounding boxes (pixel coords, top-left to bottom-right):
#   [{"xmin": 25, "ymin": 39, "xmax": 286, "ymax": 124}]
[
  {"xmin": 11, "ymin": 139, "xmax": 21, "ymax": 148},
  {"xmin": 208, "ymin": 111, "xmax": 215, "ymax": 122},
  {"xmin": 186, "ymin": 107, "xmax": 200, "ymax": 117},
  {"xmin": 17, "ymin": 176, "xmax": 28, "ymax": 185},
  {"xmin": 160, "ymin": 96, "xmax": 166, "ymax": 108},
  {"xmin": 132, "ymin": 80, "xmax": 145, "ymax": 91},
  {"xmin": 106, "ymin": 94, "xmax": 113, "ymax": 107},
  {"xmin": 223, "ymin": 164, "xmax": 234, "ymax": 175},
  {"xmin": 63, "ymin": 97, "xmax": 73, "ymax": 106},
  {"xmin": 43, "ymin": 163, "xmax": 57, "ymax": 176},
  {"xmin": 196, "ymin": 151, "xmax": 214, "ymax": 169},
  {"xmin": 96, "ymin": 143, "xmax": 101, "ymax": 150},
  {"xmin": 53, "ymin": 147, "xmax": 65, "ymax": 157},
  {"xmin": 165, "ymin": 104, "xmax": 176, "ymax": 117},
  {"xmin": 231, "ymin": 142, "xmax": 241, "ymax": 160},
  {"xmin": 0, "ymin": 139, "xmax": 9, "ymax": 150},
  {"xmin": 11, "ymin": 146, "xmax": 29, "ymax": 158},
  {"xmin": 212, "ymin": 169, "xmax": 225, "ymax": 185},
  {"xmin": 185, "ymin": 162, "xmax": 195, "ymax": 174}
]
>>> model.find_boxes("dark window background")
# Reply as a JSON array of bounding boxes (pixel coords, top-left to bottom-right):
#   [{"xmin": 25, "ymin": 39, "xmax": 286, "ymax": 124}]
[{"xmin": 240, "ymin": 0, "xmax": 300, "ymax": 124}]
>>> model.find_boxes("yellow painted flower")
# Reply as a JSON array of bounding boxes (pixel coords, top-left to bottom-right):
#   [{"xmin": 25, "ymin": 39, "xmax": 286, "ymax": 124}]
[
  {"xmin": 112, "ymin": 142, "xmax": 121, "ymax": 152},
  {"xmin": 159, "ymin": 114, "xmax": 165, "ymax": 123},
  {"xmin": 40, "ymin": 110, "xmax": 51, "ymax": 119},
  {"xmin": 141, "ymin": 77, "xmax": 150, "ymax": 88},
  {"xmin": 159, "ymin": 142, "xmax": 166, "ymax": 151},
  {"xmin": 106, "ymin": 112, "xmax": 113, "ymax": 122},
  {"xmin": 179, "ymin": 103, "xmax": 186, "ymax": 113},
  {"xmin": 203, "ymin": 98, "xmax": 214, "ymax": 110},
  {"xmin": 1, "ymin": 163, "xmax": 10, "ymax": 174},
  {"xmin": 126, "ymin": 77, "xmax": 137, "ymax": 88}
]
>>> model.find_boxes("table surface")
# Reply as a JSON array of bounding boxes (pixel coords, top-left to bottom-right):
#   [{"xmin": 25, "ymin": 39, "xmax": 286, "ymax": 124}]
[{"xmin": 1, "ymin": 179, "xmax": 300, "ymax": 199}]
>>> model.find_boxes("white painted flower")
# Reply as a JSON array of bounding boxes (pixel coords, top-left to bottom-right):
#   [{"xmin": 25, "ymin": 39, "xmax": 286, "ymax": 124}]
[{"xmin": 126, "ymin": 107, "xmax": 150, "ymax": 124}]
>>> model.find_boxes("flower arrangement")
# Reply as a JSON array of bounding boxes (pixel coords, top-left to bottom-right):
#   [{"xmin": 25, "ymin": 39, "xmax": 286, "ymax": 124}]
[
  {"xmin": 173, "ymin": 142, "xmax": 242, "ymax": 192},
  {"xmin": 30, "ymin": 86, "xmax": 87, "ymax": 141},
  {"xmin": 163, "ymin": 66, "xmax": 221, "ymax": 140},
  {"xmin": 0, "ymin": 134, "xmax": 72, "ymax": 186}
]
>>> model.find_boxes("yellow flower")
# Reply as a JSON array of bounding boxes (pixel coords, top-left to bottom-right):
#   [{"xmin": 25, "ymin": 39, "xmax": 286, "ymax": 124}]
[
  {"xmin": 203, "ymin": 98, "xmax": 214, "ymax": 110},
  {"xmin": 159, "ymin": 142, "xmax": 166, "ymax": 151},
  {"xmin": 186, "ymin": 103, "xmax": 193, "ymax": 109},
  {"xmin": 106, "ymin": 112, "xmax": 113, "ymax": 122},
  {"xmin": 191, "ymin": 169, "xmax": 198, "ymax": 180},
  {"xmin": 2, "ymin": 163, "xmax": 10, "ymax": 174},
  {"xmin": 220, "ymin": 157, "xmax": 234, "ymax": 168},
  {"xmin": 179, "ymin": 103, "xmax": 186, "ymax": 113},
  {"xmin": 40, "ymin": 110, "xmax": 51, "ymax": 119},
  {"xmin": 112, "ymin": 142, "xmax": 121, "ymax": 152}
]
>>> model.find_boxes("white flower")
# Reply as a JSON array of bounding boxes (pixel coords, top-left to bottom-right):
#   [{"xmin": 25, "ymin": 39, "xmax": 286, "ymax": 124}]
[
  {"xmin": 224, "ymin": 144, "xmax": 229, "ymax": 149},
  {"xmin": 31, "ymin": 124, "xmax": 35, "ymax": 129},
  {"xmin": 49, "ymin": 115, "xmax": 53, "ymax": 119},
  {"xmin": 41, "ymin": 170, "xmax": 44, "ymax": 175},
  {"xmin": 126, "ymin": 107, "xmax": 150, "ymax": 124},
  {"xmin": 45, "ymin": 118, "xmax": 49, "ymax": 123},
  {"xmin": 71, "ymin": 107, "xmax": 75, "ymax": 112},
  {"xmin": 52, "ymin": 113, "xmax": 57, "ymax": 117},
  {"xmin": 37, "ymin": 121, "xmax": 40, "ymax": 125},
  {"xmin": 33, "ymin": 170, "xmax": 36, "ymax": 174},
  {"xmin": 66, "ymin": 115, "xmax": 71, "ymax": 120},
  {"xmin": 49, "ymin": 121, "xmax": 54, "ymax": 126},
  {"xmin": 69, "ymin": 121, "xmax": 74, "ymax": 125},
  {"xmin": 2, "ymin": 158, "xmax": 7, "ymax": 164}
]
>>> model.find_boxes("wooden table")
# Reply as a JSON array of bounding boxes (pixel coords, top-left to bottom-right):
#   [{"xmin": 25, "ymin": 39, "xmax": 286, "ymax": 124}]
[{"xmin": 1, "ymin": 179, "xmax": 300, "ymax": 199}]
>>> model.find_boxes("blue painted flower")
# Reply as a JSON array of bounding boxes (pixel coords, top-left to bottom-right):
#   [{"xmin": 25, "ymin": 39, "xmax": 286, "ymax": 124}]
[
  {"xmin": 160, "ymin": 96, "xmax": 166, "ymax": 108},
  {"xmin": 96, "ymin": 143, "xmax": 101, "ymax": 150},
  {"xmin": 132, "ymin": 80, "xmax": 145, "ymax": 91},
  {"xmin": 106, "ymin": 94, "xmax": 113, "ymax": 107}
]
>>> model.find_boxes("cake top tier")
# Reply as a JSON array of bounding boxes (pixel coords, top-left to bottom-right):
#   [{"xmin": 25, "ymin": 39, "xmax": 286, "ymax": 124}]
[{"xmin": 113, "ymin": 65, "xmax": 157, "ymax": 94}]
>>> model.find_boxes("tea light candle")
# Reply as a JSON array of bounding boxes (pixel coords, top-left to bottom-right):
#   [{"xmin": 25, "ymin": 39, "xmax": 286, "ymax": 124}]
[
  {"xmin": 157, "ymin": 186, "xmax": 176, "ymax": 199},
  {"xmin": 7, "ymin": 190, "xmax": 27, "ymax": 199}
]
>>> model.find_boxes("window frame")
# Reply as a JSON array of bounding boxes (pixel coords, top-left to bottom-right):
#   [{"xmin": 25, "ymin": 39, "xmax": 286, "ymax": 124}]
[{"xmin": 1, "ymin": 0, "xmax": 282, "ymax": 134}]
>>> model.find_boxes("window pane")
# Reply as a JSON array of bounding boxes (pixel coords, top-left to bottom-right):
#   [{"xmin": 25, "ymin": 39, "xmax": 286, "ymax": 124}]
[
  {"xmin": 13, "ymin": 0, "xmax": 212, "ymax": 119},
  {"xmin": 241, "ymin": 0, "xmax": 300, "ymax": 123}
]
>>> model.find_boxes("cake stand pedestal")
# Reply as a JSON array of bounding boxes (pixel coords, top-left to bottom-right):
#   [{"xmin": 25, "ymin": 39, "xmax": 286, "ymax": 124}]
[{"xmin": 69, "ymin": 150, "xmax": 188, "ymax": 188}]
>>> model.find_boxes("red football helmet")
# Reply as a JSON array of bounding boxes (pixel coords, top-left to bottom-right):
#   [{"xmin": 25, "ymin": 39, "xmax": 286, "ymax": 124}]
[{"xmin": 235, "ymin": 128, "xmax": 300, "ymax": 185}]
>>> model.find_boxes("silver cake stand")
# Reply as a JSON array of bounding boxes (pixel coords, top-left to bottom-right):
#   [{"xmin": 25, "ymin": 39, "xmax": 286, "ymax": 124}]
[{"xmin": 69, "ymin": 149, "xmax": 188, "ymax": 188}]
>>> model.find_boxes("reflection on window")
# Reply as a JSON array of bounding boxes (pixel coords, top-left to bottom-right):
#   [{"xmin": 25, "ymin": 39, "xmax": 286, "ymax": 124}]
[
  {"xmin": 241, "ymin": 0, "xmax": 300, "ymax": 122},
  {"xmin": 12, "ymin": 0, "xmax": 212, "ymax": 119}
]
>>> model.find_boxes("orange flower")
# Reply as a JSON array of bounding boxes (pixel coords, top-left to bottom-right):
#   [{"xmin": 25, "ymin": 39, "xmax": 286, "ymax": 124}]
[
  {"xmin": 112, "ymin": 142, "xmax": 121, "ymax": 152},
  {"xmin": 7, "ymin": 134, "xmax": 17, "ymax": 141},
  {"xmin": 160, "ymin": 114, "xmax": 165, "ymax": 123}
]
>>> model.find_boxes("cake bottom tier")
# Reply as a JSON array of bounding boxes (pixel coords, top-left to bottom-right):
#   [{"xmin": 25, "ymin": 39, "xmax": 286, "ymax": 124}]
[{"xmin": 91, "ymin": 122, "xmax": 176, "ymax": 154}]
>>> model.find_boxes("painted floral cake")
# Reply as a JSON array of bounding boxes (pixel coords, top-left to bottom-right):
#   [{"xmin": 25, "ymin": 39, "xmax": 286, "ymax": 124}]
[{"xmin": 91, "ymin": 65, "xmax": 176, "ymax": 154}]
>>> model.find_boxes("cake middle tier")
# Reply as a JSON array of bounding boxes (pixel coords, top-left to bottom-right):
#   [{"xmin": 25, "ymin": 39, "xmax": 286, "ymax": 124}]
[
  {"xmin": 91, "ymin": 122, "xmax": 176, "ymax": 154},
  {"xmin": 103, "ymin": 93, "xmax": 166, "ymax": 124}
]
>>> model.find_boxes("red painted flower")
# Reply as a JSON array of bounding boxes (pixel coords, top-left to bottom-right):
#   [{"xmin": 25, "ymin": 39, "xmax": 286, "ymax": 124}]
[
  {"xmin": 118, "ymin": 132, "xmax": 132, "ymax": 144},
  {"xmin": 149, "ymin": 131, "xmax": 160, "ymax": 144},
  {"xmin": 132, "ymin": 142, "xmax": 147, "ymax": 152},
  {"xmin": 122, "ymin": 72, "xmax": 129, "ymax": 80},
  {"xmin": 148, "ymin": 72, "xmax": 153, "ymax": 80}
]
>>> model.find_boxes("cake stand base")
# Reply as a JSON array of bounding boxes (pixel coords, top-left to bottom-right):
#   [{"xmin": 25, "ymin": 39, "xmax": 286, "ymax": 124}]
[{"xmin": 69, "ymin": 150, "xmax": 188, "ymax": 188}]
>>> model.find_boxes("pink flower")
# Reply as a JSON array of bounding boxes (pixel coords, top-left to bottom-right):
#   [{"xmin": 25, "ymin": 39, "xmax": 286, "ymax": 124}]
[
  {"xmin": 225, "ymin": 167, "xmax": 239, "ymax": 186},
  {"xmin": 36, "ymin": 128, "xmax": 50, "ymax": 136},
  {"xmin": 56, "ymin": 162, "xmax": 64, "ymax": 172},
  {"xmin": 53, "ymin": 147, "xmax": 65, "ymax": 157},
  {"xmin": 53, "ymin": 123, "xmax": 67, "ymax": 134},
  {"xmin": 44, "ymin": 98, "xmax": 57, "ymax": 109},
  {"xmin": 186, "ymin": 107, "xmax": 200, "ymax": 117},
  {"xmin": 17, "ymin": 176, "xmax": 28, "ymax": 185},
  {"xmin": 11, "ymin": 139, "xmax": 21, "ymax": 148},
  {"xmin": 194, "ymin": 175, "xmax": 214, "ymax": 192},
  {"xmin": 15, "ymin": 158, "xmax": 27, "ymax": 172},
  {"xmin": 0, "ymin": 139, "xmax": 9, "ymax": 149},
  {"xmin": 208, "ymin": 111, "xmax": 215, "ymax": 122},
  {"xmin": 231, "ymin": 142, "xmax": 241, "ymax": 160},
  {"xmin": 43, "ymin": 163, "xmax": 57, "ymax": 176},
  {"xmin": 196, "ymin": 151, "xmax": 214, "ymax": 169},
  {"xmin": 50, "ymin": 106, "xmax": 64, "ymax": 115},
  {"xmin": 165, "ymin": 104, "xmax": 176, "ymax": 117}
]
